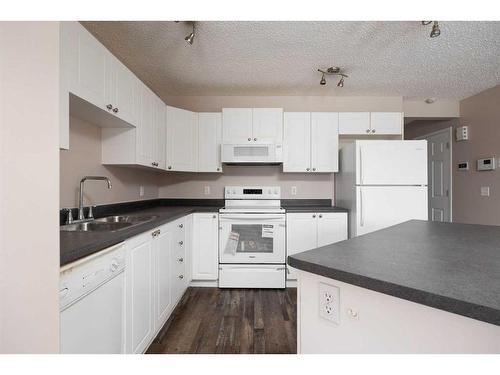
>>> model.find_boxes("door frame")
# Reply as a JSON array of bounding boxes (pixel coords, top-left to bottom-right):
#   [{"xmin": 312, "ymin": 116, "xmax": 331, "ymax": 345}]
[{"xmin": 415, "ymin": 127, "xmax": 453, "ymax": 222}]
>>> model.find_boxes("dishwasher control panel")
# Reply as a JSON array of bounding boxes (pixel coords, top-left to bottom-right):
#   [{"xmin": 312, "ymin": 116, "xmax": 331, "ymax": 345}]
[{"xmin": 59, "ymin": 244, "xmax": 125, "ymax": 310}]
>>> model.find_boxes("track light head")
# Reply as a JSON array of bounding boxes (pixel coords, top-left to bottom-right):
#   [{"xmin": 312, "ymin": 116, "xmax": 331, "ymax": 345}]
[
  {"xmin": 337, "ymin": 76, "xmax": 344, "ymax": 87},
  {"xmin": 185, "ymin": 32, "xmax": 195, "ymax": 44},
  {"xmin": 320, "ymin": 74, "xmax": 326, "ymax": 86},
  {"xmin": 430, "ymin": 21, "xmax": 441, "ymax": 38}
]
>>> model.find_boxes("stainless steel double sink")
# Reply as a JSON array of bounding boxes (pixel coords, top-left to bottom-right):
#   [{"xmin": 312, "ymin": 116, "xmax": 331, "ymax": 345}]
[{"xmin": 60, "ymin": 214, "xmax": 159, "ymax": 232}]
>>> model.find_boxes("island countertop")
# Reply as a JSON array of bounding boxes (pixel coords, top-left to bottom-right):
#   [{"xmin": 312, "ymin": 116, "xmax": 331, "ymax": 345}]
[{"xmin": 288, "ymin": 220, "xmax": 500, "ymax": 326}]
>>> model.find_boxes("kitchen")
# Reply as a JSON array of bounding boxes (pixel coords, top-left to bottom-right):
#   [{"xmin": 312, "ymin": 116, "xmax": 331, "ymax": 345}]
[{"xmin": 1, "ymin": 2, "xmax": 500, "ymax": 372}]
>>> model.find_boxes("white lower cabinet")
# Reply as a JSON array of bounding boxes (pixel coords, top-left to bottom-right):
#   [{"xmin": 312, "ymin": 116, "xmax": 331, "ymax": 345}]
[
  {"xmin": 125, "ymin": 217, "xmax": 188, "ymax": 354},
  {"xmin": 191, "ymin": 213, "xmax": 219, "ymax": 281},
  {"xmin": 286, "ymin": 212, "xmax": 347, "ymax": 280}
]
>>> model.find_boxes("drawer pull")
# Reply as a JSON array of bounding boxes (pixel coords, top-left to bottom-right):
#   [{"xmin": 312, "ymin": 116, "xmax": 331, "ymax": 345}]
[
  {"xmin": 178, "ymin": 223, "xmax": 183, "ymax": 228},
  {"xmin": 178, "ymin": 275, "xmax": 184, "ymax": 279},
  {"xmin": 178, "ymin": 241, "xmax": 183, "ymax": 246},
  {"xmin": 178, "ymin": 257, "xmax": 184, "ymax": 263}
]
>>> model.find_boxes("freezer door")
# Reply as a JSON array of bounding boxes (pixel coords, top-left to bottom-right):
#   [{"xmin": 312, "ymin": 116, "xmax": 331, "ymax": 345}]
[
  {"xmin": 356, "ymin": 140, "xmax": 427, "ymax": 185},
  {"xmin": 356, "ymin": 186, "xmax": 428, "ymax": 237}
]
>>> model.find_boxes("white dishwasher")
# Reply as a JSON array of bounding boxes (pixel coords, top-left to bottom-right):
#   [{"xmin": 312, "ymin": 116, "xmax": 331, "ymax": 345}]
[{"xmin": 59, "ymin": 243, "xmax": 125, "ymax": 354}]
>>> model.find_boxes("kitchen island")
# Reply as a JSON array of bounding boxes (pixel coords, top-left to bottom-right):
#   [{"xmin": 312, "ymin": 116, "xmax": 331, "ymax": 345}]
[{"xmin": 288, "ymin": 220, "xmax": 500, "ymax": 353}]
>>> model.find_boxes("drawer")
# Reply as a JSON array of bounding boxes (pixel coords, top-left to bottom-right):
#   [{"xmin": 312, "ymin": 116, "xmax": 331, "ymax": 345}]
[{"xmin": 219, "ymin": 265, "xmax": 286, "ymax": 289}]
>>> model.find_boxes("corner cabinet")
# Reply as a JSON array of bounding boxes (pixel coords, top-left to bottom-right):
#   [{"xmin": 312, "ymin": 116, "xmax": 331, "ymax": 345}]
[
  {"xmin": 286, "ymin": 212, "xmax": 347, "ymax": 280},
  {"xmin": 198, "ymin": 113, "xmax": 223, "ymax": 173},
  {"xmin": 283, "ymin": 112, "xmax": 339, "ymax": 173},
  {"xmin": 222, "ymin": 108, "xmax": 283, "ymax": 143}
]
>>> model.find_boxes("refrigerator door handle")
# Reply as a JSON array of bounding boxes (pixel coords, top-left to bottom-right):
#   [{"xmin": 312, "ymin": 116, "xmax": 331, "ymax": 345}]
[
  {"xmin": 359, "ymin": 188, "xmax": 364, "ymax": 227},
  {"xmin": 359, "ymin": 146, "xmax": 363, "ymax": 185}
]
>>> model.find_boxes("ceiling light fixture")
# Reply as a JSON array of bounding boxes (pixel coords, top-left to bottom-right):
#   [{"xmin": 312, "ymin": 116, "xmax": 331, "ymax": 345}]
[
  {"xmin": 185, "ymin": 22, "xmax": 195, "ymax": 45},
  {"xmin": 422, "ymin": 21, "xmax": 441, "ymax": 38},
  {"xmin": 317, "ymin": 67, "xmax": 348, "ymax": 87}
]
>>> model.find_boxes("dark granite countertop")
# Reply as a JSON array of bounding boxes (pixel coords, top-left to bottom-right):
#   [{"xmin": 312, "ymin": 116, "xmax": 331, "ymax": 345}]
[
  {"xmin": 281, "ymin": 199, "xmax": 348, "ymax": 213},
  {"xmin": 61, "ymin": 201, "xmax": 221, "ymax": 266},
  {"xmin": 288, "ymin": 220, "xmax": 500, "ymax": 326}
]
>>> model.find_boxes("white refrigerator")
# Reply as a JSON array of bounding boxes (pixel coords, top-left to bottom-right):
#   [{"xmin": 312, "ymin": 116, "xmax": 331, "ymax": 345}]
[{"xmin": 336, "ymin": 140, "xmax": 428, "ymax": 238}]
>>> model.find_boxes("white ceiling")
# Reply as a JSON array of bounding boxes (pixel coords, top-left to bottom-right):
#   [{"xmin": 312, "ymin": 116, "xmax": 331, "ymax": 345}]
[{"xmin": 82, "ymin": 21, "xmax": 500, "ymax": 100}]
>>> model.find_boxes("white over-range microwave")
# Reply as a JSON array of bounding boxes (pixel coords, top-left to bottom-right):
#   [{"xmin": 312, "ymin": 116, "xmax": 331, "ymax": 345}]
[{"xmin": 221, "ymin": 143, "xmax": 283, "ymax": 164}]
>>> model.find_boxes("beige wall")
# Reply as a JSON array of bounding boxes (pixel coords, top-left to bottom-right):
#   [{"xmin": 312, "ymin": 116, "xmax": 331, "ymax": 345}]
[
  {"xmin": 164, "ymin": 95, "xmax": 403, "ymax": 113},
  {"xmin": 158, "ymin": 166, "xmax": 335, "ymax": 200},
  {"xmin": 403, "ymin": 99, "xmax": 460, "ymax": 119},
  {"xmin": 60, "ymin": 117, "xmax": 161, "ymax": 208},
  {"xmin": 405, "ymin": 85, "xmax": 500, "ymax": 226},
  {"xmin": 0, "ymin": 22, "xmax": 60, "ymax": 353}
]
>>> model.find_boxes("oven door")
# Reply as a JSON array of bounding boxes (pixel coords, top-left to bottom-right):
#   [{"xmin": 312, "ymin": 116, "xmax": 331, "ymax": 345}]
[{"xmin": 219, "ymin": 214, "xmax": 286, "ymax": 264}]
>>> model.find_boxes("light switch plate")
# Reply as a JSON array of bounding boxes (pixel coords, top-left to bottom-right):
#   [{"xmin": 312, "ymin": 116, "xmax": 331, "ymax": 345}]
[{"xmin": 481, "ymin": 186, "xmax": 490, "ymax": 197}]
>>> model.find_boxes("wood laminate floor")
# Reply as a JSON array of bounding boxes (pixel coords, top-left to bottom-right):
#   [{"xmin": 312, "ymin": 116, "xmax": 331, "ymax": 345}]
[{"xmin": 146, "ymin": 287, "xmax": 297, "ymax": 354}]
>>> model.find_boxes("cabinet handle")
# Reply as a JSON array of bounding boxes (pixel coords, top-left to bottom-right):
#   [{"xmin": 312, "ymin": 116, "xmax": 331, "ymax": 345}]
[
  {"xmin": 254, "ymin": 138, "xmax": 257, "ymax": 141},
  {"xmin": 216, "ymin": 167, "xmax": 220, "ymax": 171},
  {"xmin": 113, "ymin": 107, "xmax": 119, "ymax": 113},
  {"xmin": 312, "ymin": 168, "xmax": 316, "ymax": 171},
  {"xmin": 306, "ymin": 168, "xmax": 310, "ymax": 171},
  {"xmin": 178, "ymin": 241, "xmax": 183, "ymax": 246},
  {"xmin": 212, "ymin": 215, "xmax": 217, "ymax": 219},
  {"xmin": 178, "ymin": 257, "xmax": 184, "ymax": 263},
  {"xmin": 106, "ymin": 104, "xmax": 113, "ymax": 110},
  {"xmin": 178, "ymin": 275, "xmax": 184, "ymax": 279},
  {"xmin": 248, "ymin": 138, "xmax": 251, "ymax": 141},
  {"xmin": 312, "ymin": 214, "xmax": 316, "ymax": 218},
  {"xmin": 371, "ymin": 129, "xmax": 376, "ymax": 133},
  {"xmin": 366, "ymin": 129, "xmax": 370, "ymax": 133},
  {"xmin": 178, "ymin": 223, "xmax": 183, "ymax": 228},
  {"xmin": 168, "ymin": 166, "xmax": 172, "ymax": 170},
  {"xmin": 319, "ymin": 214, "xmax": 323, "ymax": 218}
]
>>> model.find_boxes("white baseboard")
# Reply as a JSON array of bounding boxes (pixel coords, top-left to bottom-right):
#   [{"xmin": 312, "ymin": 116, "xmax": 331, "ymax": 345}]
[
  {"xmin": 189, "ymin": 280, "xmax": 219, "ymax": 287},
  {"xmin": 286, "ymin": 279, "xmax": 298, "ymax": 288}
]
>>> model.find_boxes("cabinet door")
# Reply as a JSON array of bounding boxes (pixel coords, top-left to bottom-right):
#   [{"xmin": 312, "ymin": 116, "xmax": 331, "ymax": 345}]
[
  {"xmin": 283, "ymin": 112, "xmax": 311, "ymax": 172},
  {"xmin": 311, "ymin": 112, "xmax": 339, "ymax": 172},
  {"xmin": 166, "ymin": 106, "xmax": 198, "ymax": 171},
  {"xmin": 192, "ymin": 213, "xmax": 219, "ymax": 280},
  {"xmin": 154, "ymin": 224, "xmax": 173, "ymax": 330},
  {"xmin": 317, "ymin": 213, "xmax": 348, "ymax": 248},
  {"xmin": 125, "ymin": 232, "xmax": 154, "ymax": 354},
  {"xmin": 153, "ymin": 96, "xmax": 166, "ymax": 169},
  {"xmin": 136, "ymin": 84, "xmax": 155, "ymax": 167},
  {"xmin": 338, "ymin": 112, "xmax": 370, "ymax": 135},
  {"xmin": 286, "ymin": 213, "xmax": 318, "ymax": 280},
  {"xmin": 222, "ymin": 108, "xmax": 253, "ymax": 142},
  {"xmin": 370, "ymin": 112, "xmax": 402, "ymax": 135},
  {"xmin": 68, "ymin": 22, "xmax": 107, "ymax": 109},
  {"xmin": 252, "ymin": 108, "xmax": 283, "ymax": 143},
  {"xmin": 198, "ymin": 113, "xmax": 222, "ymax": 172},
  {"xmin": 105, "ymin": 55, "xmax": 139, "ymax": 126}
]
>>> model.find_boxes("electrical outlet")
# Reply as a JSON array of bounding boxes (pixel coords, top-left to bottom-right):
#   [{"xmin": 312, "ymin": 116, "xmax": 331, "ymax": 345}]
[
  {"xmin": 291, "ymin": 186, "xmax": 297, "ymax": 196},
  {"xmin": 319, "ymin": 282, "xmax": 340, "ymax": 324},
  {"xmin": 204, "ymin": 186, "xmax": 211, "ymax": 195},
  {"xmin": 481, "ymin": 186, "xmax": 490, "ymax": 196},
  {"xmin": 139, "ymin": 185, "xmax": 145, "ymax": 197}
]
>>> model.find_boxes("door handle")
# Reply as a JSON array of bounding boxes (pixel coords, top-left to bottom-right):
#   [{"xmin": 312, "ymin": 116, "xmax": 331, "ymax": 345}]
[{"xmin": 359, "ymin": 188, "xmax": 364, "ymax": 227}]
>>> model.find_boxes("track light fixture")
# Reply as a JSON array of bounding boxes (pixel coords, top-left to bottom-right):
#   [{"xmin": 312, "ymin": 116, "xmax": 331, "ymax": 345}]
[
  {"xmin": 317, "ymin": 67, "xmax": 348, "ymax": 87},
  {"xmin": 422, "ymin": 21, "xmax": 441, "ymax": 38},
  {"xmin": 185, "ymin": 22, "xmax": 195, "ymax": 45}
]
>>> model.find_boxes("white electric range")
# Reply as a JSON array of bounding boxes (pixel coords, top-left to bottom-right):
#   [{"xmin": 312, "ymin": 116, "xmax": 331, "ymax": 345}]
[{"xmin": 218, "ymin": 186, "xmax": 286, "ymax": 289}]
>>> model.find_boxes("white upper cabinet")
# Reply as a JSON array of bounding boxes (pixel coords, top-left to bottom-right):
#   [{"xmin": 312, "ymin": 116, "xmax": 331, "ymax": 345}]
[
  {"xmin": 136, "ymin": 84, "xmax": 156, "ymax": 167},
  {"xmin": 338, "ymin": 112, "xmax": 371, "ymax": 135},
  {"xmin": 153, "ymin": 95, "xmax": 166, "ymax": 170},
  {"xmin": 339, "ymin": 112, "xmax": 403, "ymax": 135},
  {"xmin": 105, "ymin": 55, "xmax": 139, "ymax": 126},
  {"xmin": 283, "ymin": 112, "xmax": 311, "ymax": 172},
  {"xmin": 198, "ymin": 113, "xmax": 223, "ymax": 173},
  {"xmin": 166, "ymin": 106, "xmax": 198, "ymax": 172},
  {"xmin": 222, "ymin": 108, "xmax": 283, "ymax": 143},
  {"xmin": 252, "ymin": 108, "xmax": 283, "ymax": 143},
  {"xmin": 222, "ymin": 108, "xmax": 253, "ymax": 142},
  {"xmin": 283, "ymin": 112, "xmax": 338, "ymax": 173},
  {"xmin": 311, "ymin": 112, "xmax": 339, "ymax": 172},
  {"xmin": 369, "ymin": 112, "xmax": 403, "ymax": 135}
]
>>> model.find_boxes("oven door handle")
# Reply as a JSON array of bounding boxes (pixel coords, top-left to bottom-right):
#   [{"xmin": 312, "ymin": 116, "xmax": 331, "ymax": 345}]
[{"xmin": 219, "ymin": 215, "xmax": 285, "ymax": 221}]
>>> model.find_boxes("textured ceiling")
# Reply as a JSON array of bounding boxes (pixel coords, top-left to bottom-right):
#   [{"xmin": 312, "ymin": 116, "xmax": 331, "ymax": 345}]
[{"xmin": 82, "ymin": 21, "xmax": 500, "ymax": 100}]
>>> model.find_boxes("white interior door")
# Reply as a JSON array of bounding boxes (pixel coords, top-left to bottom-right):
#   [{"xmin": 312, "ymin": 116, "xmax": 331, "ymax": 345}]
[
  {"xmin": 356, "ymin": 140, "xmax": 427, "ymax": 185},
  {"xmin": 283, "ymin": 112, "xmax": 311, "ymax": 172},
  {"xmin": 419, "ymin": 129, "xmax": 452, "ymax": 222},
  {"xmin": 356, "ymin": 186, "xmax": 428, "ymax": 236}
]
